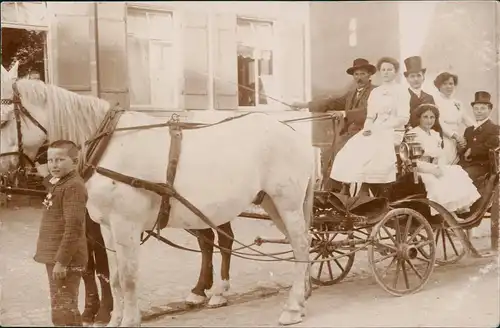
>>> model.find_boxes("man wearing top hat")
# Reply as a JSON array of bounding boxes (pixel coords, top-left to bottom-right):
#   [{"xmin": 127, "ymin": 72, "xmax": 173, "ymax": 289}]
[
  {"xmin": 292, "ymin": 58, "xmax": 377, "ymax": 190},
  {"xmin": 459, "ymin": 91, "xmax": 499, "ymax": 188},
  {"xmin": 403, "ymin": 56, "xmax": 435, "ymax": 128}
]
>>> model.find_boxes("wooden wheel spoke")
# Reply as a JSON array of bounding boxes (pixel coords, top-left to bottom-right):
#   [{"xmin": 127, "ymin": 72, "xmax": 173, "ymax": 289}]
[
  {"xmin": 414, "ymin": 239, "xmax": 432, "ymax": 249},
  {"xmin": 316, "ymin": 256, "xmax": 325, "ymax": 280},
  {"xmin": 401, "ymin": 260, "xmax": 410, "ymax": 289},
  {"xmin": 373, "ymin": 251, "xmax": 398, "ymax": 264},
  {"xmin": 441, "ymin": 227, "xmax": 447, "ymax": 261},
  {"xmin": 373, "ymin": 241, "xmax": 397, "ymax": 251},
  {"xmin": 382, "ymin": 225, "xmax": 397, "ymax": 244},
  {"xmin": 415, "ymin": 256, "xmax": 430, "ymax": 263},
  {"xmin": 380, "ymin": 256, "xmax": 397, "ymax": 278},
  {"xmin": 313, "ymin": 233, "xmax": 323, "ymax": 241},
  {"xmin": 334, "ymin": 258, "xmax": 345, "ymax": 271},
  {"xmin": 328, "ymin": 232, "xmax": 339, "ymax": 242},
  {"xmin": 393, "ymin": 259, "xmax": 401, "ymax": 288},
  {"xmin": 403, "ymin": 215, "xmax": 413, "ymax": 241},
  {"xmin": 312, "ymin": 252, "xmax": 322, "ymax": 261},
  {"xmin": 435, "ymin": 228, "xmax": 441, "ymax": 244},
  {"xmin": 408, "ymin": 224, "xmax": 424, "ymax": 243},
  {"xmin": 394, "ymin": 216, "xmax": 402, "ymax": 243},
  {"xmin": 443, "ymin": 229, "xmax": 460, "ymax": 256},
  {"xmin": 405, "ymin": 259, "xmax": 423, "ymax": 280},
  {"xmin": 327, "ymin": 259, "xmax": 334, "ymax": 280}
]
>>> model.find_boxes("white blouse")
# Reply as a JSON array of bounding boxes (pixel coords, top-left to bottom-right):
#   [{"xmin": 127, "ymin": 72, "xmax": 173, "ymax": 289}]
[
  {"xmin": 433, "ymin": 93, "xmax": 475, "ymax": 138},
  {"xmin": 363, "ymin": 81, "xmax": 410, "ymax": 132}
]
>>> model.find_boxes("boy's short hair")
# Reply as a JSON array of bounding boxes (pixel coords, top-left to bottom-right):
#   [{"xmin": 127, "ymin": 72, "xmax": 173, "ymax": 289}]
[{"xmin": 49, "ymin": 140, "xmax": 80, "ymax": 160}]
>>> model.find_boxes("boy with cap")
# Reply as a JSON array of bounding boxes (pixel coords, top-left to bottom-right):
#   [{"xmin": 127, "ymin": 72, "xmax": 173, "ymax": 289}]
[{"xmin": 34, "ymin": 139, "xmax": 88, "ymax": 326}]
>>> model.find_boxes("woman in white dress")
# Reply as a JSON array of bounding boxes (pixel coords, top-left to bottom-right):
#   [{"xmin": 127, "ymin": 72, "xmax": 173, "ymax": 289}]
[
  {"xmin": 409, "ymin": 104, "xmax": 480, "ymax": 214},
  {"xmin": 330, "ymin": 57, "xmax": 410, "ymax": 196},
  {"xmin": 432, "ymin": 72, "xmax": 475, "ymax": 164}
]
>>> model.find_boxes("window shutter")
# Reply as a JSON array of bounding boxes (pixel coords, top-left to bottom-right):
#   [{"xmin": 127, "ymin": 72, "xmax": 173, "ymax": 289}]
[
  {"xmin": 182, "ymin": 10, "xmax": 209, "ymax": 110},
  {"xmin": 280, "ymin": 20, "xmax": 306, "ymax": 105},
  {"xmin": 95, "ymin": 2, "xmax": 129, "ymax": 107},
  {"xmin": 49, "ymin": 2, "xmax": 92, "ymax": 92},
  {"xmin": 214, "ymin": 13, "xmax": 238, "ymax": 110}
]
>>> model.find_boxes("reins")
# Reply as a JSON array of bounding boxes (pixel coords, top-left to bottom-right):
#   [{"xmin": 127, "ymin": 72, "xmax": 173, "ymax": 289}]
[{"xmin": 0, "ymin": 79, "xmax": 344, "ymax": 264}]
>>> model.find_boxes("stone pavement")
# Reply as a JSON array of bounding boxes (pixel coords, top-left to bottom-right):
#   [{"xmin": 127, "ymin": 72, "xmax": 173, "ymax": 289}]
[{"xmin": 0, "ymin": 206, "xmax": 496, "ymax": 326}]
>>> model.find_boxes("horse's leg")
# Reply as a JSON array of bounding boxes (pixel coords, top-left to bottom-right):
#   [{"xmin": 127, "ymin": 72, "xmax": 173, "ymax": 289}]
[
  {"xmin": 265, "ymin": 195, "xmax": 309, "ymax": 326},
  {"xmin": 88, "ymin": 218, "xmax": 113, "ymax": 326},
  {"xmin": 185, "ymin": 228, "xmax": 215, "ymax": 306},
  {"xmin": 81, "ymin": 238, "xmax": 100, "ymax": 326},
  {"xmin": 100, "ymin": 224, "xmax": 124, "ymax": 327},
  {"xmin": 110, "ymin": 218, "xmax": 141, "ymax": 327},
  {"xmin": 208, "ymin": 222, "xmax": 233, "ymax": 308}
]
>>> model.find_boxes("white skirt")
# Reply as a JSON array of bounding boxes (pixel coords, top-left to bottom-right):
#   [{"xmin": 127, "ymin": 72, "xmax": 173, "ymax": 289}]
[
  {"xmin": 442, "ymin": 136, "xmax": 459, "ymax": 165},
  {"xmin": 330, "ymin": 129, "xmax": 397, "ymax": 184},
  {"xmin": 420, "ymin": 165, "xmax": 480, "ymax": 214}
]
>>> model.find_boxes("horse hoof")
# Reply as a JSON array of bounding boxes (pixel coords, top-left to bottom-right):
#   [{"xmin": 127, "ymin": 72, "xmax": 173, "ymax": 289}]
[
  {"xmin": 278, "ymin": 310, "xmax": 303, "ymax": 326},
  {"xmin": 207, "ymin": 295, "xmax": 228, "ymax": 308},
  {"xmin": 185, "ymin": 292, "xmax": 207, "ymax": 306}
]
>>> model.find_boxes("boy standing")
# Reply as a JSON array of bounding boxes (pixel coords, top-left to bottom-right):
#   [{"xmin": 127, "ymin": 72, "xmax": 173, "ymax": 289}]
[
  {"xmin": 34, "ymin": 140, "xmax": 88, "ymax": 327},
  {"xmin": 459, "ymin": 91, "xmax": 500, "ymax": 188}
]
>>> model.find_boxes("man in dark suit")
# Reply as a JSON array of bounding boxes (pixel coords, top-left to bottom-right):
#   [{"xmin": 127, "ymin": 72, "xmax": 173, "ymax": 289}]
[
  {"xmin": 403, "ymin": 56, "xmax": 435, "ymax": 128},
  {"xmin": 292, "ymin": 58, "xmax": 377, "ymax": 191},
  {"xmin": 459, "ymin": 91, "xmax": 499, "ymax": 189}
]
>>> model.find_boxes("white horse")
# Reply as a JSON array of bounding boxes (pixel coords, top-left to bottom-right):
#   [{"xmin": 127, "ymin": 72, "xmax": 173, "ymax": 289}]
[{"xmin": 0, "ymin": 73, "xmax": 316, "ymax": 327}]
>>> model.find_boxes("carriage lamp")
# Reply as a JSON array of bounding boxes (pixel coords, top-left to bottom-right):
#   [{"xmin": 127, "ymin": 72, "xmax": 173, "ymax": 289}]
[{"xmin": 399, "ymin": 132, "xmax": 424, "ymax": 184}]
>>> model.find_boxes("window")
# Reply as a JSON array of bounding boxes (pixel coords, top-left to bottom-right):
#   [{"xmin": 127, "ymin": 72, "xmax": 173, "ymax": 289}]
[
  {"xmin": 1, "ymin": 2, "xmax": 49, "ymax": 82},
  {"xmin": 126, "ymin": 7, "xmax": 177, "ymax": 109},
  {"xmin": 236, "ymin": 18, "xmax": 275, "ymax": 108}
]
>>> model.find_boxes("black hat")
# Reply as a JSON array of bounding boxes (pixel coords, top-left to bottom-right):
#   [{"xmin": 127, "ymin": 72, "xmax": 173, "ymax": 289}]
[
  {"xmin": 346, "ymin": 58, "xmax": 376, "ymax": 75},
  {"xmin": 403, "ymin": 56, "xmax": 427, "ymax": 77},
  {"xmin": 471, "ymin": 91, "xmax": 493, "ymax": 107}
]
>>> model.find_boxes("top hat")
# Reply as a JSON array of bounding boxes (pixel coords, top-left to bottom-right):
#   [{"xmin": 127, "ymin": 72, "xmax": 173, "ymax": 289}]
[
  {"xmin": 471, "ymin": 91, "xmax": 493, "ymax": 107},
  {"xmin": 346, "ymin": 58, "xmax": 376, "ymax": 75},
  {"xmin": 404, "ymin": 56, "xmax": 426, "ymax": 77}
]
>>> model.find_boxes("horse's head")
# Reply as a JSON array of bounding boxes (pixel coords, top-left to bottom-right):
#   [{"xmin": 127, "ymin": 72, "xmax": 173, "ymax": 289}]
[{"xmin": 0, "ymin": 64, "xmax": 49, "ymax": 173}]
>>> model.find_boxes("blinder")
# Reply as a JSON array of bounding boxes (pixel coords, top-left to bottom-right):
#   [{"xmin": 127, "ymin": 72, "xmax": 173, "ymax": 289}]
[{"xmin": 0, "ymin": 79, "xmax": 48, "ymax": 181}]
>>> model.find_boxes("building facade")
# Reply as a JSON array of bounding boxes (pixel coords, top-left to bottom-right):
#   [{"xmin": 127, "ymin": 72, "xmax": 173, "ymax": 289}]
[{"xmin": 2, "ymin": 1, "xmax": 312, "ymax": 127}]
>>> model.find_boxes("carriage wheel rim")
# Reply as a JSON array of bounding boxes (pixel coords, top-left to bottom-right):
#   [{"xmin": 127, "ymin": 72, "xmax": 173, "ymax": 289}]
[
  {"xmin": 368, "ymin": 208, "xmax": 436, "ymax": 296},
  {"xmin": 309, "ymin": 223, "xmax": 356, "ymax": 286}
]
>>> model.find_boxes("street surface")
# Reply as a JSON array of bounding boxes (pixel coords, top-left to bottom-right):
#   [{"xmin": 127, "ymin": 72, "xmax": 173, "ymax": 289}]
[{"xmin": 0, "ymin": 206, "xmax": 498, "ymax": 327}]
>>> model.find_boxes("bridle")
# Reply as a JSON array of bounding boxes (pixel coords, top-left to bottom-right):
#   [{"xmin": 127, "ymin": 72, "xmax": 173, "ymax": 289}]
[{"xmin": 0, "ymin": 80, "xmax": 48, "ymax": 178}]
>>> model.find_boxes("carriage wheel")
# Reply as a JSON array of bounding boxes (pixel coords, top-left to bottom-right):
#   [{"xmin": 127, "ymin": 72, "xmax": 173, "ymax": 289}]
[
  {"xmin": 368, "ymin": 208, "xmax": 436, "ymax": 296},
  {"xmin": 309, "ymin": 223, "xmax": 355, "ymax": 286},
  {"xmin": 429, "ymin": 223, "xmax": 466, "ymax": 265}
]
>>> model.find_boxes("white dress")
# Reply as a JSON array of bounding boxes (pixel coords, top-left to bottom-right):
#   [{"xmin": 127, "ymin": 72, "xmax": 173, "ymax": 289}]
[
  {"xmin": 433, "ymin": 92, "xmax": 475, "ymax": 165},
  {"xmin": 330, "ymin": 81, "xmax": 410, "ymax": 184},
  {"xmin": 411, "ymin": 126, "xmax": 480, "ymax": 214}
]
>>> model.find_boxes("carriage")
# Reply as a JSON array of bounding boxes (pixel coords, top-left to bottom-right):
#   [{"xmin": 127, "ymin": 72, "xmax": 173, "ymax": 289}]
[{"xmin": 2, "ymin": 110, "xmax": 498, "ymax": 299}]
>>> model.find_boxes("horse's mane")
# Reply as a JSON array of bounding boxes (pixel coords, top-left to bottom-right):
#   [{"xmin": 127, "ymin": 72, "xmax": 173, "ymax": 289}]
[{"xmin": 15, "ymin": 78, "xmax": 110, "ymax": 146}]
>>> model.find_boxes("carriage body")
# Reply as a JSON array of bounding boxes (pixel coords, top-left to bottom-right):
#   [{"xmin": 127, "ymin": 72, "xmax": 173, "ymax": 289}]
[{"xmin": 309, "ymin": 131, "xmax": 500, "ymax": 295}]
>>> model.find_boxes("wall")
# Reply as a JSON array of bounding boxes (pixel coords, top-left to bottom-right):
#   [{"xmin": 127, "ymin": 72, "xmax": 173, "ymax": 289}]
[
  {"xmin": 418, "ymin": 1, "xmax": 498, "ymax": 124},
  {"xmin": 309, "ymin": 1, "xmax": 401, "ymax": 98}
]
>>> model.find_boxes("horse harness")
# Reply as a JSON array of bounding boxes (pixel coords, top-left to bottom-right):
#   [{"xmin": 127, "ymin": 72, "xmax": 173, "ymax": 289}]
[{"xmin": 0, "ymin": 80, "xmax": 48, "ymax": 172}]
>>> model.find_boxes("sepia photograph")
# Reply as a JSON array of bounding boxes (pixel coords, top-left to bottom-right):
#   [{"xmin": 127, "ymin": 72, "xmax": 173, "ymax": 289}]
[{"xmin": 0, "ymin": 1, "xmax": 499, "ymax": 327}]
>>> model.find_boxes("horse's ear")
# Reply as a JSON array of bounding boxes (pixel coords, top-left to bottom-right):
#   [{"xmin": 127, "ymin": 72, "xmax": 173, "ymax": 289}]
[
  {"xmin": 1, "ymin": 65, "xmax": 8, "ymax": 78},
  {"xmin": 9, "ymin": 61, "xmax": 19, "ymax": 79}
]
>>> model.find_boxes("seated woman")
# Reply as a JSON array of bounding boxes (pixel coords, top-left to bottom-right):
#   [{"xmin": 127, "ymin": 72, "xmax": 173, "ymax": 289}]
[
  {"xmin": 409, "ymin": 104, "xmax": 480, "ymax": 215},
  {"xmin": 330, "ymin": 57, "xmax": 410, "ymax": 196}
]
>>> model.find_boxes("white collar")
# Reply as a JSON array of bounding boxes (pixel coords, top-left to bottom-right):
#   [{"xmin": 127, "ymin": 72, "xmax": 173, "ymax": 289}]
[
  {"xmin": 49, "ymin": 177, "xmax": 61, "ymax": 185},
  {"xmin": 409, "ymin": 87, "xmax": 422, "ymax": 96},
  {"xmin": 474, "ymin": 118, "xmax": 489, "ymax": 128}
]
